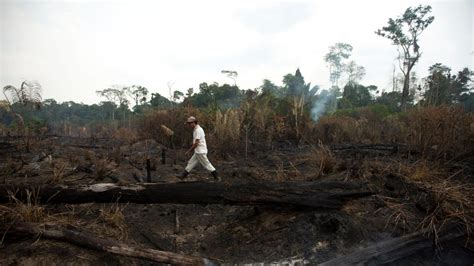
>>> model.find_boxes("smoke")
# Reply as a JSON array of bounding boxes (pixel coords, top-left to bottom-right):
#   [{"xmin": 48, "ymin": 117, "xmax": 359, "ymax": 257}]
[{"xmin": 310, "ymin": 89, "xmax": 336, "ymax": 122}]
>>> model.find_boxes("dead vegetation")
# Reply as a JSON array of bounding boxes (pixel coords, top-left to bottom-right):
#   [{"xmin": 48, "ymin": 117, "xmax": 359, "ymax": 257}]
[{"xmin": 0, "ymin": 105, "xmax": 473, "ymax": 264}]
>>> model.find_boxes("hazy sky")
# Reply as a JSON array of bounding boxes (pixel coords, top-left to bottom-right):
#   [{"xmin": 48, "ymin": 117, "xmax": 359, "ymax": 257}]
[{"xmin": 1, "ymin": 0, "xmax": 473, "ymax": 104}]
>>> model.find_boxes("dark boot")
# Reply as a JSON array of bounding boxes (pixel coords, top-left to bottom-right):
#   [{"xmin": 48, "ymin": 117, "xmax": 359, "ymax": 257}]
[
  {"xmin": 178, "ymin": 170, "xmax": 189, "ymax": 179},
  {"xmin": 211, "ymin": 171, "xmax": 221, "ymax": 181}
]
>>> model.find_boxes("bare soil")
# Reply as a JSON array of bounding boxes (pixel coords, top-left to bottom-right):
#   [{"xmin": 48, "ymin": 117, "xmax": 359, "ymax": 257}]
[{"xmin": 0, "ymin": 136, "xmax": 473, "ymax": 265}]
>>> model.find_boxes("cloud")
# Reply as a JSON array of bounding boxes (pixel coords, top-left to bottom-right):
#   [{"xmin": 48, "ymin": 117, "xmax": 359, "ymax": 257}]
[
  {"xmin": 0, "ymin": 0, "xmax": 472, "ymax": 104},
  {"xmin": 238, "ymin": 2, "xmax": 313, "ymax": 34}
]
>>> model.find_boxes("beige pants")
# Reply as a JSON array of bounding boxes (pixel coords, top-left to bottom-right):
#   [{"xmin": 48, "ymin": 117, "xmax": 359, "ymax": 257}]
[{"xmin": 185, "ymin": 153, "xmax": 216, "ymax": 172}]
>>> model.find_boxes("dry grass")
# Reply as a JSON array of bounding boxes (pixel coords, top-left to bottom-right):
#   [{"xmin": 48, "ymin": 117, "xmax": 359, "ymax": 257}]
[
  {"xmin": 0, "ymin": 190, "xmax": 80, "ymax": 227},
  {"xmin": 94, "ymin": 158, "xmax": 116, "ymax": 180},
  {"xmin": 383, "ymin": 200, "xmax": 418, "ymax": 234},
  {"xmin": 402, "ymin": 106, "xmax": 474, "ymax": 158},
  {"xmin": 2, "ymin": 190, "xmax": 47, "ymax": 224},
  {"xmin": 140, "ymin": 107, "xmax": 208, "ymax": 147},
  {"xmin": 0, "ymin": 190, "xmax": 130, "ymax": 246},
  {"xmin": 113, "ymin": 127, "xmax": 139, "ymax": 144},
  {"xmin": 97, "ymin": 202, "xmax": 128, "ymax": 240},
  {"xmin": 213, "ymin": 109, "xmax": 242, "ymax": 152},
  {"xmin": 88, "ymin": 154, "xmax": 117, "ymax": 180},
  {"xmin": 418, "ymin": 178, "xmax": 473, "ymax": 245},
  {"xmin": 1, "ymin": 158, "xmax": 22, "ymax": 182},
  {"xmin": 308, "ymin": 106, "xmax": 473, "ymax": 160},
  {"xmin": 404, "ymin": 159, "xmax": 447, "ymax": 183},
  {"xmin": 0, "ymin": 189, "xmax": 77, "ymax": 246},
  {"xmin": 351, "ymin": 156, "xmax": 473, "ymax": 245},
  {"xmin": 378, "ymin": 159, "xmax": 473, "ymax": 244},
  {"xmin": 310, "ymin": 143, "xmax": 337, "ymax": 178},
  {"xmin": 48, "ymin": 159, "xmax": 68, "ymax": 184},
  {"xmin": 274, "ymin": 161, "xmax": 286, "ymax": 181}
]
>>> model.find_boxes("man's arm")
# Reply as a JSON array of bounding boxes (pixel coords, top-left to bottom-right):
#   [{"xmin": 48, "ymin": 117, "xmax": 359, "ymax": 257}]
[{"xmin": 186, "ymin": 139, "xmax": 200, "ymax": 154}]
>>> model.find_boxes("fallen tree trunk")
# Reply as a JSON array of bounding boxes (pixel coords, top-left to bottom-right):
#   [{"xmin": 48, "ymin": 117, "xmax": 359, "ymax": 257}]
[
  {"xmin": 8, "ymin": 222, "xmax": 215, "ymax": 265},
  {"xmin": 0, "ymin": 181, "xmax": 373, "ymax": 209},
  {"xmin": 320, "ymin": 227, "xmax": 464, "ymax": 266},
  {"xmin": 330, "ymin": 143, "xmax": 407, "ymax": 152}
]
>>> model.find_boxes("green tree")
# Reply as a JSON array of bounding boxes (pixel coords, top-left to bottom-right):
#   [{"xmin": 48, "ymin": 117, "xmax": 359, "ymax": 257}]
[
  {"xmin": 344, "ymin": 61, "xmax": 366, "ymax": 85},
  {"xmin": 374, "ymin": 91, "xmax": 402, "ymax": 111},
  {"xmin": 3, "ymin": 80, "xmax": 42, "ymax": 108},
  {"xmin": 186, "ymin": 88, "xmax": 194, "ymax": 98},
  {"xmin": 128, "ymin": 85, "xmax": 148, "ymax": 107},
  {"xmin": 460, "ymin": 92, "xmax": 474, "ymax": 112},
  {"xmin": 339, "ymin": 84, "xmax": 377, "ymax": 108},
  {"xmin": 422, "ymin": 64, "xmax": 473, "ymax": 106},
  {"xmin": 376, "ymin": 5, "xmax": 434, "ymax": 110},
  {"xmin": 324, "ymin": 43, "xmax": 353, "ymax": 87},
  {"xmin": 96, "ymin": 86, "xmax": 130, "ymax": 120},
  {"xmin": 188, "ymin": 82, "xmax": 243, "ymax": 109},
  {"xmin": 2, "ymin": 80, "xmax": 43, "ymax": 151},
  {"xmin": 283, "ymin": 70, "xmax": 304, "ymax": 96},
  {"xmin": 282, "ymin": 69, "xmax": 319, "ymax": 140},
  {"xmin": 260, "ymin": 79, "xmax": 280, "ymax": 96},
  {"xmin": 172, "ymin": 90, "xmax": 184, "ymax": 102},
  {"xmin": 150, "ymin": 92, "xmax": 173, "ymax": 107}
]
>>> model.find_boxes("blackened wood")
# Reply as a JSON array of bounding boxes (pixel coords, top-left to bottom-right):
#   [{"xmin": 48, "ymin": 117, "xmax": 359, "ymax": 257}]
[
  {"xmin": 320, "ymin": 227, "xmax": 464, "ymax": 266},
  {"xmin": 0, "ymin": 181, "xmax": 373, "ymax": 209},
  {"xmin": 9, "ymin": 222, "xmax": 214, "ymax": 265},
  {"xmin": 146, "ymin": 159, "xmax": 151, "ymax": 182},
  {"xmin": 161, "ymin": 149, "xmax": 166, "ymax": 164}
]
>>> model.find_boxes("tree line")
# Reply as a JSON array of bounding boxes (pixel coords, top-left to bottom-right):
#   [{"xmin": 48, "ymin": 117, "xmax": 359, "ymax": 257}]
[{"xmin": 1, "ymin": 4, "xmax": 473, "ymax": 135}]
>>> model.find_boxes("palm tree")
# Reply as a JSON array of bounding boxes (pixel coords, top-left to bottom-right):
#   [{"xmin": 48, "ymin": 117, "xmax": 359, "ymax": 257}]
[
  {"xmin": 3, "ymin": 80, "xmax": 42, "ymax": 107},
  {"xmin": 2, "ymin": 80, "xmax": 43, "ymax": 152}
]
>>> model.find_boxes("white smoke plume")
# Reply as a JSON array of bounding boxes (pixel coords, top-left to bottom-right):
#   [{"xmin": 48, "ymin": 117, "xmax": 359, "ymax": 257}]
[{"xmin": 310, "ymin": 89, "xmax": 336, "ymax": 122}]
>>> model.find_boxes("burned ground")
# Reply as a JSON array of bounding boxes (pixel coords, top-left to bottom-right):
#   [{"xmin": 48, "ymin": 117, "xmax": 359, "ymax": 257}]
[{"xmin": 0, "ymin": 136, "xmax": 473, "ymax": 265}]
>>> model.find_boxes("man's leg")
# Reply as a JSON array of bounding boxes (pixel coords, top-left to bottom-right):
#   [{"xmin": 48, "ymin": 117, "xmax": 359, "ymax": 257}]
[
  {"xmin": 195, "ymin": 154, "xmax": 215, "ymax": 171},
  {"xmin": 196, "ymin": 154, "xmax": 220, "ymax": 181},
  {"xmin": 180, "ymin": 154, "xmax": 198, "ymax": 178}
]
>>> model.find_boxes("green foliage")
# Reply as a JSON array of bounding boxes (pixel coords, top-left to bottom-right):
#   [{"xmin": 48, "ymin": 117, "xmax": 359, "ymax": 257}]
[
  {"xmin": 150, "ymin": 92, "xmax": 173, "ymax": 107},
  {"xmin": 186, "ymin": 82, "xmax": 243, "ymax": 109},
  {"xmin": 345, "ymin": 61, "xmax": 366, "ymax": 85},
  {"xmin": 324, "ymin": 43, "xmax": 353, "ymax": 87},
  {"xmin": 339, "ymin": 84, "xmax": 377, "ymax": 108},
  {"xmin": 172, "ymin": 90, "xmax": 184, "ymax": 102},
  {"xmin": 260, "ymin": 79, "xmax": 280, "ymax": 96},
  {"xmin": 2, "ymin": 62, "xmax": 473, "ymax": 143},
  {"xmin": 128, "ymin": 85, "xmax": 148, "ymax": 107},
  {"xmin": 460, "ymin": 93, "xmax": 474, "ymax": 112},
  {"xmin": 3, "ymin": 81, "xmax": 42, "ymax": 107},
  {"xmin": 422, "ymin": 64, "xmax": 473, "ymax": 106},
  {"xmin": 283, "ymin": 68, "xmax": 307, "ymax": 96},
  {"xmin": 333, "ymin": 104, "xmax": 394, "ymax": 120},
  {"xmin": 374, "ymin": 91, "xmax": 402, "ymax": 112},
  {"xmin": 376, "ymin": 5, "xmax": 434, "ymax": 110},
  {"xmin": 96, "ymin": 86, "xmax": 129, "ymax": 107},
  {"xmin": 375, "ymin": 5, "xmax": 434, "ymax": 48}
]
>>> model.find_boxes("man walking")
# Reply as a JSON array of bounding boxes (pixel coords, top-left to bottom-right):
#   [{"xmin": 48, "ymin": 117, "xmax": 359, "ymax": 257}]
[{"xmin": 179, "ymin": 116, "xmax": 220, "ymax": 181}]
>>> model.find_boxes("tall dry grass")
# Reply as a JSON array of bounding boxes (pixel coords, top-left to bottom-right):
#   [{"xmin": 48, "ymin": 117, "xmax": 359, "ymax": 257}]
[
  {"xmin": 140, "ymin": 108, "xmax": 209, "ymax": 148},
  {"xmin": 309, "ymin": 105, "xmax": 473, "ymax": 159},
  {"xmin": 135, "ymin": 104, "xmax": 473, "ymax": 160},
  {"xmin": 212, "ymin": 109, "xmax": 242, "ymax": 153},
  {"xmin": 401, "ymin": 106, "xmax": 474, "ymax": 158}
]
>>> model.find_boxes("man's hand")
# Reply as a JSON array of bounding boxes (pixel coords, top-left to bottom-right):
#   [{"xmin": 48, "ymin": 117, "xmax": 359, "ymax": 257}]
[{"xmin": 186, "ymin": 139, "xmax": 199, "ymax": 156}]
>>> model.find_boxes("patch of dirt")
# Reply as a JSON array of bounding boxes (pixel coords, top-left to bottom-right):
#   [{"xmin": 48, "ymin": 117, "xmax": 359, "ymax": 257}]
[{"xmin": 1, "ymin": 137, "xmax": 473, "ymax": 265}]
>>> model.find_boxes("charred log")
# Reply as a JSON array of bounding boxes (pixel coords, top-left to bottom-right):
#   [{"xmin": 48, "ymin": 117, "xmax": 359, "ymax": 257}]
[
  {"xmin": 0, "ymin": 181, "xmax": 373, "ymax": 209},
  {"xmin": 320, "ymin": 227, "xmax": 464, "ymax": 266},
  {"xmin": 7, "ymin": 222, "xmax": 214, "ymax": 265}
]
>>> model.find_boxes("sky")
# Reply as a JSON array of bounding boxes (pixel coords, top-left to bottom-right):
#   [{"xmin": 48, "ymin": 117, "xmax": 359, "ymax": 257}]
[{"xmin": 0, "ymin": 0, "xmax": 473, "ymax": 104}]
